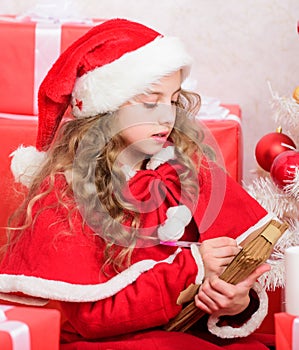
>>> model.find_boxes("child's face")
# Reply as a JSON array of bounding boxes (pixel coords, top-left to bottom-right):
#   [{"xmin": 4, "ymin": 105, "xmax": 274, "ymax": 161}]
[{"xmin": 116, "ymin": 70, "xmax": 181, "ymax": 169}]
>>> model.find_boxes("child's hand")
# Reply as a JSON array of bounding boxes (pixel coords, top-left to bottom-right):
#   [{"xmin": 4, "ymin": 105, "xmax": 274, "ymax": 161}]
[
  {"xmin": 198, "ymin": 237, "xmax": 241, "ymax": 278},
  {"xmin": 194, "ymin": 263, "xmax": 270, "ymax": 316}
]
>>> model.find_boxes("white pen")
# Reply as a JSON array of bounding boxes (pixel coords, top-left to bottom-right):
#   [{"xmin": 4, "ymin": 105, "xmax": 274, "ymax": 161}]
[{"xmin": 160, "ymin": 240, "xmax": 201, "ymax": 248}]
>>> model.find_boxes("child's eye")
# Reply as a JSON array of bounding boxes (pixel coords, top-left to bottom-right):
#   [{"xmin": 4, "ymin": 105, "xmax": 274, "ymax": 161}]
[
  {"xmin": 143, "ymin": 102, "xmax": 158, "ymax": 109},
  {"xmin": 171, "ymin": 100, "xmax": 179, "ymax": 106}
]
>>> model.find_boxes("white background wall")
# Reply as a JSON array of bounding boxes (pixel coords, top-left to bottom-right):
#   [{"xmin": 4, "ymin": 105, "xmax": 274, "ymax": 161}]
[{"xmin": 1, "ymin": 0, "xmax": 299, "ymax": 182}]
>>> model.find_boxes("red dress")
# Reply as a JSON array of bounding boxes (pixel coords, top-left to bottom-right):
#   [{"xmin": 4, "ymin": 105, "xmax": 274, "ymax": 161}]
[{"xmin": 0, "ymin": 155, "xmax": 272, "ymax": 349}]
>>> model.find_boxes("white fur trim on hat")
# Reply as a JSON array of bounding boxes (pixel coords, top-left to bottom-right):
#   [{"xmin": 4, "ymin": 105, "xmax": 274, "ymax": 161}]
[
  {"xmin": 71, "ymin": 36, "xmax": 192, "ymax": 117},
  {"xmin": 207, "ymin": 282, "xmax": 268, "ymax": 338},
  {"xmin": 158, "ymin": 205, "xmax": 192, "ymax": 241},
  {"xmin": 10, "ymin": 146, "xmax": 46, "ymax": 187}
]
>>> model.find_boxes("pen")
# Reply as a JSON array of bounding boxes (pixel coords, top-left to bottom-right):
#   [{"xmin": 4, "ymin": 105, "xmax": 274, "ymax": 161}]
[{"xmin": 160, "ymin": 240, "xmax": 201, "ymax": 248}]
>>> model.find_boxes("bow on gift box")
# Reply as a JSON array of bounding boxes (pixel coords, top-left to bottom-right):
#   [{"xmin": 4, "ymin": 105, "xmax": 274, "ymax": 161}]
[
  {"xmin": 0, "ymin": 14, "xmax": 63, "ymax": 115},
  {"xmin": 165, "ymin": 219, "xmax": 288, "ymax": 332},
  {"xmin": 0, "ymin": 306, "xmax": 31, "ymax": 349},
  {"xmin": 275, "ymin": 313, "xmax": 299, "ymax": 350},
  {"xmin": 293, "ymin": 318, "xmax": 299, "ymax": 349}
]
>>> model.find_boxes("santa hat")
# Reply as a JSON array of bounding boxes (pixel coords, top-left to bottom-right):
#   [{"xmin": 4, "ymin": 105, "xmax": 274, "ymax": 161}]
[{"xmin": 11, "ymin": 18, "xmax": 192, "ymax": 186}]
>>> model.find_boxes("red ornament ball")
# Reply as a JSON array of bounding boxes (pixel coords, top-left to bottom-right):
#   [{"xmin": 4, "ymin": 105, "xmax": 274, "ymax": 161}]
[
  {"xmin": 270, "ymin": 150, "xmax": 299, "ymax": 188},
  {"xmin": 255, "ymin": 132, "xmax": 296, "ymax": 172}
]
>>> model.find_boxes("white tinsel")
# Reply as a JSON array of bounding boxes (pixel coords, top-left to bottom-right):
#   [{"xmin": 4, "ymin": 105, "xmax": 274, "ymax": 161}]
[
  {"xmin": 248, "ymin": 84, "xmax": 299, "ymax": 290},
  {"xmin": 284, "ymin": 168, "xmax": 299, "ymax": 200},
  {"xmin": 258, "ymin": 254, "xmax": 285, "ymax": 291},
  {"xmin": 268, "ymin": 82, "xmax": 299, "ymax": 144},
  {"xmin": 245, "ymin": 176, "xmax": 298, "ymax": 219},
  {"xmin": 245, "ymin": 175, "xmax": 299, "ymax": 290},
  {"xmin": 268, "ymin": 82, "xmax": 299, "ymax": 127},
  {"xmin": 274, "ymin": 220, "xmax": 299, "ymax": 251},
  {"xmin": 259, "ymin": 222, "xmax": 299, "ymax": 290}
]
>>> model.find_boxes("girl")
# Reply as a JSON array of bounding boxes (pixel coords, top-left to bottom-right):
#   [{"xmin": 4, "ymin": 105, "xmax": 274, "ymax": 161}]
[{"xmin": 0, "ymin": 18, "xmax": 274, "ymax": 349}]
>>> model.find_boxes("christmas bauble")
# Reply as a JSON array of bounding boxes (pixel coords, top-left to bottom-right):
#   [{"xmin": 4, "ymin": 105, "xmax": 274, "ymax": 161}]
[
  {"xmin": 270, "ymin": 150, "xmax": 299, "ymax": 188},
  {"xmin": 255, "ymin": 131, "xmax": 296, "ymax": 172},
  {"xmin": 293, "ymin": 86, "xmax": 299, "ymax": 103}
]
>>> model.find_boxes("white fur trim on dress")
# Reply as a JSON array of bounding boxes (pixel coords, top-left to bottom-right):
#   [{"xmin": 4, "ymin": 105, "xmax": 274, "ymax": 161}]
[
  {"xmin": 236, "ymin": 212, "xmax": 276, "ymax": 245},
  {"xmin": 71, "ymin": 36, "xmax": 192, "ymax": 117},
  {"xmin": 121, "ymin": 164, "xmax": 137, "ymax": 181},
  {"xmin": 207, "ymin": 282, "xmax": 268, "ymax": 338},
  {"xmin": 0, "ymin": 249, "xmax": 182, "ymax": 303},
  {"xmin": 10, "ymin": 145, "xmax": 47, "ymax": 187},
  {"xmin": 191, "ymin": 244, "xmax": 205, "ymax": 284},
  {"xmin": 146, "ymin": 146, "xmax": 175, "ymax": 170},
  {"xmin": 158, "ymin": 205, "xmax": 192, "ymax": 241},
  {"xmin": 121, "ymin": 146, "xmax": 176, "ymax": 181}
]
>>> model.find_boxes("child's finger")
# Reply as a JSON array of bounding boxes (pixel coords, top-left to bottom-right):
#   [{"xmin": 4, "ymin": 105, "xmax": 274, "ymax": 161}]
[{"xmin": 239, "ymin": 263, "xmax": 271, "ymax": 288}]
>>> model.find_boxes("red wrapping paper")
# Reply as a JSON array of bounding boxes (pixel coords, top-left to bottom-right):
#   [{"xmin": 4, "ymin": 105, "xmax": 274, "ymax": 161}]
[
  {"xmin": 0, "ymin": 115, "xmax": 38, "ymax": 246},
  {"xmin": 275, "ymin": 312, "xmax": 299, "ymax": 350},
  {"xmin": 255, "ymin": 287, "xmax": 283, "ymax": 337},
  {"xmin": 0, "ymin": 305, "xmax": 60, "ymax": 350},
  {"xmin": 0, "ymin": 15, "xmax": 105, "ymax": 115},
  {"xmin": 200, "ymin": 104, "xmax": 242, "ymax": 183}
]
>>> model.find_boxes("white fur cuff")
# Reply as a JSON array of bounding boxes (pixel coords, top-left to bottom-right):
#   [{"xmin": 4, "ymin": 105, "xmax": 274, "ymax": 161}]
[
  {"xmin": 190, "ymin": 244, "xmax": 204, "ymax": 284},
  {"xmin": 207, "ymin": 282, "xmax": 268, "ymax": 338}
]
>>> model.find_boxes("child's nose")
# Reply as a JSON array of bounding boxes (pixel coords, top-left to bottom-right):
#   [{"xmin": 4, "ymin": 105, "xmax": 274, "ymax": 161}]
[{"xmin": 158, "ymin": 104, "xmax": 176, "ymax": 124}]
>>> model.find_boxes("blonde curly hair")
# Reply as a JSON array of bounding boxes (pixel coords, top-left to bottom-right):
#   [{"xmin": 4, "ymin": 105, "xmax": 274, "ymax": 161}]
[{"xmin": 6, "ymin": 90, "xmax": 205, "ymax": 273}]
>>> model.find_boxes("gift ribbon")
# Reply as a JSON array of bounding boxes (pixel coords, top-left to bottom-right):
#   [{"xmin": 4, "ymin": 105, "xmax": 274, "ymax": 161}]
[
  {"xmin": 0, "ymin": 15, "xmax": 62, "ymax": 116},
  {"xmin": 0, "ymin": 112, "xmax": 38, "ymax": 121},
  {"xmin": 0, "ymin": 14, "xmax": 94, "ymax": 25},
  {"xmin": 34, "ymin": 21, "xmax": 62, "ymax": 115},
  {"xmin": 195, "ymin": 96, "xmax": 241, "ymax": 124},
  {"xmin": 0, "ymin": 15, "xmax": 97, "ymax": 115},
  {"xmin": 0, "ymin": 305, "xmax": 31, "ymax": 349},
  {"xmin": 292, "ymin": 317, "xmax": 299, "ymax": 350}
]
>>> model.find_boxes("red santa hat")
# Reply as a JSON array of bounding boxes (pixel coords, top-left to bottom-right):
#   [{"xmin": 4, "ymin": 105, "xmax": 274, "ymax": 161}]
[{"xmin": 11, "ymin": 18, "xmax": 192, "ymax": 186}]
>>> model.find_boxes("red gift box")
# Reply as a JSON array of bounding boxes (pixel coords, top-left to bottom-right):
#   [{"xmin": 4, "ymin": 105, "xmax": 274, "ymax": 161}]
[
  {"xmin": 0, "ymin": 304, "xmax": 60, "ymax": 349},
  {"xmin": 197, "ymin": 104, "xmax": 243, "ymax": 183},
  {"xmin": 0, "ymin": 114, "xmax": 38, "ymax": 246},
  {"xmin": 255, "ymin": 287, "xmax": 283, "ymax": 336},
  {"xmin": 275, "ymin": 312, "xmax": 299, "ymax": 350},
  {"xmin": 0, "ymin": 15, "xmax": 106, "ymax": 115}
]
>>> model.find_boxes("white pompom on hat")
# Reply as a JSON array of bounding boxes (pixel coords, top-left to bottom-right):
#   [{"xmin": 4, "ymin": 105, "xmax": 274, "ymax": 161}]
[{"xmin": 11, "ymin": 18, "xmax": 193, "ymax": 186}]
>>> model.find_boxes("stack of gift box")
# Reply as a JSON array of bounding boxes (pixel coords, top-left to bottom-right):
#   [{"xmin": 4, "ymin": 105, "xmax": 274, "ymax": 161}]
[
  {"xmin": 275, "ymin": 312, "xmax": 299, "ymax": 350},
  {"xmin": 275, "ymin": 246, "xmax": 299, "ymax": 350},
  {"xmin": 0, "ymin": 305, "xmax": 60, "ymax": 349},
  {"xmin": 0, "ymin": 14, "xmax": 107, "ymax": 350},
  {"xmin": 0, "ymin": 15, "xmax": 106, "ymax": 245},
  {"xmin": 0, "ymin": 13, "xmax": 245, "ymax": 349}
]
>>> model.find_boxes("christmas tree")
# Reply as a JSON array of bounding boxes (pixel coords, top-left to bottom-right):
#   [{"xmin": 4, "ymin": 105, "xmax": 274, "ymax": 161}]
[{"xmin": 245, "ymin": 85, "xmax": 299, "ymax": 291}]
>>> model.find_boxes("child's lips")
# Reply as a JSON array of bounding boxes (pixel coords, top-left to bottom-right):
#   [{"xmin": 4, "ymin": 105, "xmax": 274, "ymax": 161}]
[{"xmin": 151, "ymin": 131, "xmax": 169, "ymax": 142}]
